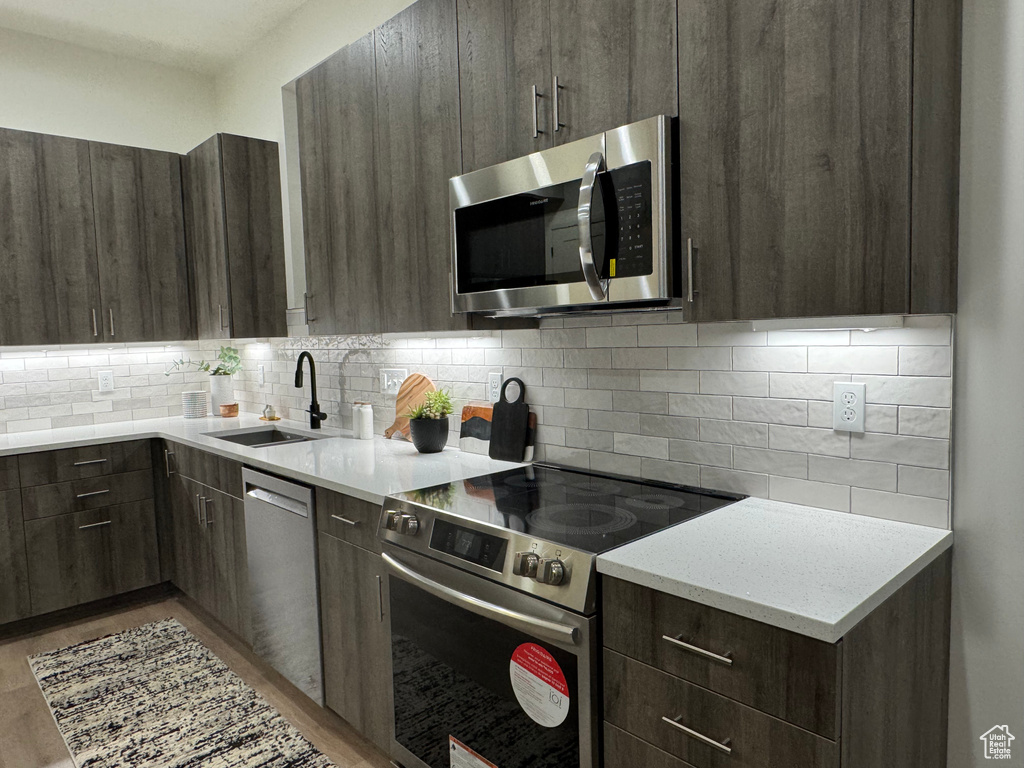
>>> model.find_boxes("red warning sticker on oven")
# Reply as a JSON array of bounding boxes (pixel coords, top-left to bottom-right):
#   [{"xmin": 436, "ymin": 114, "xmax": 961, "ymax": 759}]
[
  {"xmin": 450, "ymin": 735, "xmax": 498, "ymax": 768},
  {"xmin": 509, "ymin": 642, "xmax": 570, "ymax": 728}
]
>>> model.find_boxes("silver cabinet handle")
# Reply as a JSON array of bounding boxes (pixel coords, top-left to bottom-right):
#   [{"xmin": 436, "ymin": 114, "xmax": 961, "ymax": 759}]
[
  {"xmin": 376, "ymin": 574, "xmax": 384, "ymax": 622},
  {"xmin": 553, "ymin": 75, "xmax": 565, "ymax": 132},
  {"xmin": 578, "ymin": 151, "xmax": 609, "ymax": 301},
  {"xmin": 383, "ymin": 552, "xmax": 579, "ymax": 646},
  {"xmin": 73, "ymin": 458, "xmax": 107, "ymax": 467},
  {"xmin": 219, "ymin": 304, "xmax": 230, "ymax": 330},
  {"xmin": 76, "ymin": 489, "xmax": 110, "ymax": 499},
  {"xmin": 303, "ymin": 292, "xmax": 314, "ymax": 324},
  {"xmin": 196, "ymin": 494, "xmax": 203, "ymax": 525},
  {"xmin": 661, "ymin": 716, "xmax": 732, "ymax": 755},
  {"xmin": 531, "ymin": 85, "xmax": 544, "ymax": 138},
  {"xmin": 79, "ymin": 520, "xmax": 112, "ymax": 530},
  {"xmin": 662, "ymin": 634, "xmax": 734, "ymax": 666},
  {"xmin": 331, "ymin": 514, "xmax": 359, "ymax": 527},
  {"xmin": 686, "ymin": 238, "xmax": 695, "ymax": 304},
  {"xmin": 108, "ymin": 308, "xmax": 115, "ymax": 338},
  {"xmin": 203, "ymin": 496, "xmax": 213, "ymax": 526},
  {"xmin": 164, "ymin": 449, "xmax": 175, "ymax": 477},
  {"xmin": 91, "ymin": 309, "xmax": 98, "ymax": 337}
]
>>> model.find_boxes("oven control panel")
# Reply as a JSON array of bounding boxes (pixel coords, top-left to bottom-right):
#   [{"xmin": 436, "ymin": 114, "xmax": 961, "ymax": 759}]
[
  {"xmin": 513, "ymin": 551, "xmax": 568, "ymax": 586},
  {"xmin": 429, "ymin": 519, "xmax": 508, "ymax": 572}
]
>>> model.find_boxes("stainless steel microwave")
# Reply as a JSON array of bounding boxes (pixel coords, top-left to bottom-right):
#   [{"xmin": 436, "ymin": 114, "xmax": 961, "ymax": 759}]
[{"xmin": 450, "ymin": 115, "xmax": 676, "ymax": 316}]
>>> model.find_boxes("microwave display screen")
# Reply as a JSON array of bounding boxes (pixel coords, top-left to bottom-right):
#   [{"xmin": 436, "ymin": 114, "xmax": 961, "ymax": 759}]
[{"xmin": 455, "ymin": 161, "xmax": 653, "ymax": 295}]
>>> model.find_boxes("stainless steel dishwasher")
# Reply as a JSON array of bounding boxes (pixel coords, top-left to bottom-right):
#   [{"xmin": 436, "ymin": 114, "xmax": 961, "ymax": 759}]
[{"xmin": 242, "ymin": 468, "xmax": 323, "ymax": 705}]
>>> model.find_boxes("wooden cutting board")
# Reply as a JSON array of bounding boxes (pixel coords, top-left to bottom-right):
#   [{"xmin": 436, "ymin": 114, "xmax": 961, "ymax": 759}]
[
  {"xmin": 384, "ymin": 373, "xmax": 436, "ymax": 439},
  {"xmin": 489, "ymin": 377, "xmax": 530, "ymax": 462}
]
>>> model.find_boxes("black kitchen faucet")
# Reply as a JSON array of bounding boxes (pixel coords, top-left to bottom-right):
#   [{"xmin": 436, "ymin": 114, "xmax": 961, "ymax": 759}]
[{"xmin": 294, "ymin": 351, "xmax": 328, "ymax": 429}]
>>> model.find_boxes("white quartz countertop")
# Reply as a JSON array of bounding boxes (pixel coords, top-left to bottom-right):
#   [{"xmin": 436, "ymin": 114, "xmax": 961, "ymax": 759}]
[
  {"xmin": 596, "ymin": 496, "xmax": 953, "ymax": 643},
  {"xmin": 0, "ymin": 414, "xmax": 522, "ymax": 505}
]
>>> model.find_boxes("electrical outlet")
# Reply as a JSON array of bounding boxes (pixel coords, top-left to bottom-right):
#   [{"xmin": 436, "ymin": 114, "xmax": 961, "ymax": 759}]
[
  {"xmin": 97, "ymin": 371, "xmax": 115, "ymax": 393},
  {"xmin": 380, "ymin": 368, "xmax": 408, "ymax": 395},
  {"xmin": 833, "ymin": 382, "xmax": 866, "ymax": 433},
  {"xmin": 257, "ymin": 365, "xmax": 266, "ymax": 387},
  {"xmin": 488, "ymin": 372, "xmax": 503, "ymax": 403}
]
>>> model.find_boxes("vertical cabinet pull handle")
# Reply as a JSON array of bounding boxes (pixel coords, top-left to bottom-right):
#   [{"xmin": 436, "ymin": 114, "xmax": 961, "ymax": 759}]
[
  {"xmin": 531, "ymin": 85, "xmax": 544, "ymax": 138},
  {"xmin": 219, "ymin": 304, "xmax": 230, "ymax": 330},
  {"xmin": 376, "ymin": 574, "xmax": 384, "ymax": 622},
  {"xmin": 108, "ymin": 309, "xmax": 115, "ymax": 338},
  {"xmin": 553, "ymin": 76, "xmax": 565, "ymax": 132},
  {"xmin": 661, "ymin": 716, "xmax": 732, "ymax": 754},
  {"xmin": 164, "ymin": 449, "xmax": 175, "ymax": 477},
  {"xmin": 196, "ymin": 494, "xmax": 203, "ymax": 525},
  {"xmin": 204, "ymin": 496, "xmax": 213, "ymax": 526},
  {"xmin": 686, "ymin": 238, "xmax": 696, "ymax": 304},
  {"xmin": 91, "ymin": 309, "xmax": 98, "ymax": 337}
]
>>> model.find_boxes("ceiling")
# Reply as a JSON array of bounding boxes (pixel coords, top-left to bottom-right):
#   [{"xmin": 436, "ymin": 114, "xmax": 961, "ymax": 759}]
[{"xmin": 0, "ymin": 0, "xmax": 310, "ymax": 75}]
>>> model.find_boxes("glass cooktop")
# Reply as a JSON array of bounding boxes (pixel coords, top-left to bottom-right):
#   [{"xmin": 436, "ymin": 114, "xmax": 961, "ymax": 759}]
[{"xmin": 391, "ymin": 464, "xmax": 743, "ymax": 556}]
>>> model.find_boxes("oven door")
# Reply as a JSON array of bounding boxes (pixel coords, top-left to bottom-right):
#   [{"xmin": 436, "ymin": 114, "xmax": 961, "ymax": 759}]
[
  {"xmin": 450, "ymin": 115, "xmax": 673, "ymax": 316},
  {"xmin": 383, "ymin": 546, "xmax": 598, "ymax": 768}
]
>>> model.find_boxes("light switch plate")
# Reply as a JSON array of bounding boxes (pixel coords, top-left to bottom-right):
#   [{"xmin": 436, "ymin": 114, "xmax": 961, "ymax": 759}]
[
  {"xmin": 257, "ymin": 365, "xmax": 266, "ymax": 387},
  {"xmin": 488, "ymin": 372, "xmax": 502, "ymax": 403},
  {"xmin": 833, "ymin": 381, "xmax": 866, "ymax": 433},
  {"xmin": 98, "ymin": 371, "xmax": 115, "ymax": 393},
  {"xmin": 380, "ymin": 368, "xmax": 408, "ymax": 395}
]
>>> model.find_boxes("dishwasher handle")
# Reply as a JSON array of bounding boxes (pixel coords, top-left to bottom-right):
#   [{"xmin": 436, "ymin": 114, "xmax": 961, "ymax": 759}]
[{"xmin": 245, "ymin": 486, "xmax": 309, "ymax": 518}]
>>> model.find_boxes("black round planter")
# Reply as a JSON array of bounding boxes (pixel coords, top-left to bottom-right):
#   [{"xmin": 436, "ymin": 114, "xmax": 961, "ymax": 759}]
[{"xmin": 409, "ymin": 416, "xmax": 449, "ymax": 453}]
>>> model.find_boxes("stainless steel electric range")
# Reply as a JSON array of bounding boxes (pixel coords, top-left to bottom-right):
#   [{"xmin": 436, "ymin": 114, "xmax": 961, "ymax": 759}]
[{"xmin": 378, "ymin": 463, "xmax": 742, "ymax": 768}]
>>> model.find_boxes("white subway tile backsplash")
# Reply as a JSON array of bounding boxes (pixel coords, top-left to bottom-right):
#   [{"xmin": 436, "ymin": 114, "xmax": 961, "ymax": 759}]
[
  {"xmin": 0, "ymin": 314, "xmax": 953, "ymax": 530},
  {"xmin": 770, "ymin": 476, "xmax": 850, "ymax": 513},
  {"xmin": 700, "ymin": 371, "xmax": 769, "ymax": 397},
  {"xmin": 733, "ymin": 347, "xmax": 807, "ymax": 373}
]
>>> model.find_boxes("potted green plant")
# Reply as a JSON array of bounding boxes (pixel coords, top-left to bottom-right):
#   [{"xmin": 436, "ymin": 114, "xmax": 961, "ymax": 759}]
[
  {"xmin": 407, "ymin": 390, "xmax": 454, "ymax": 454},
  {"xmin": 166, "ymin": 346, "xmax": 242, "ymax": 415}
]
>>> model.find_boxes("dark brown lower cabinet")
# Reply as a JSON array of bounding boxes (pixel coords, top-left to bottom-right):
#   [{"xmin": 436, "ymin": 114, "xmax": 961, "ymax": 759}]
[
  {"xmin": 24, "ymin": 501, "xmax": 160, "ymax": 615},
  {"xmin": 0, "ymin": 489, "xmax": 30, "ymax": 624},
  {"xmin": 602, "ymin": 550, "xmax": 952, "ymax": 768},
  {"xmin": 170, "ymin": 474, "xmax": 250, "ymax": 642},
  {"xmin": 318, "ymin": 530, "xmax": 391, "ymax": 753}
]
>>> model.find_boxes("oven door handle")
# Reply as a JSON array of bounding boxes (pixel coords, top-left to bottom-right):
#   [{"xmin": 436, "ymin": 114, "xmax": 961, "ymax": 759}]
[
  {"xmin": 578, "ymin": 151, "xmax": 609, "ymax": 302},
  {"xmin": 382, "ymin": 552, "xmax": 580, "ymax": 646}
]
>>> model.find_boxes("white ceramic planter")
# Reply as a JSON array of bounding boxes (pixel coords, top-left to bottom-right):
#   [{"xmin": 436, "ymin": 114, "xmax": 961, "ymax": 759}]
[{"xmin": 208, "ymin": 375, "xmax": 235, "ymax": 415}]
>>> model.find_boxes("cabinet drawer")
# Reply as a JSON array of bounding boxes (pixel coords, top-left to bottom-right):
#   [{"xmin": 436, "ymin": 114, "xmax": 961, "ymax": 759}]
[
  {"xmin": 0, "ymin": 456, "xmax": 19, "ymax": 491},
  {"xmin": 604, "ymin": 650, "xmax": 839, "ymax": 768},
  {"xmin": 316, "ymin": 488, "xmax": 381, "ymax": 553},
  {"xmin": 18, "ymin": 440, "xmax": 152, "ymax": 486},
  {"xmin": 22, "ymin": 469, "xmax": 154, "ymax": 521},
  {"xmin": 24, "ymin": 500, "xmax": 160, "ymax": 615},
  {"xmin": 605, "ymin": 723, "xmax": 698, "ymax": 768},
  {"xmin": 603, "ymin": 577, "xmax": 840, "ymax": 739},
  {"xmin": 165, "ymin": 441, "xmax": 243, "ymax": 499}
]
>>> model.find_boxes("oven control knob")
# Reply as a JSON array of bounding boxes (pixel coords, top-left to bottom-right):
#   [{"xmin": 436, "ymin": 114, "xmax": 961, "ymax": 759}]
[
  {"xmin": 513, "ymin": 552, "xmax": 540, "ymax": 578},
  {"xmin": 536, "ymin": 558, "xmax": 567, "ymax": 586},
  {"xmin": 397, "ymin": 513, "xmax": 420, "ymax": 536},
  {"xmin": 384, "ymin": 511, "xmax": 401, "ymax": 531}
]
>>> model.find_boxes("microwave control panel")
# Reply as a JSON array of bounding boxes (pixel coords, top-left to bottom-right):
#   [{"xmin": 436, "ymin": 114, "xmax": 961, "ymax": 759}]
[{"xmin": 601, "ymin": 160, "xmax": 653, "ymax": 280}]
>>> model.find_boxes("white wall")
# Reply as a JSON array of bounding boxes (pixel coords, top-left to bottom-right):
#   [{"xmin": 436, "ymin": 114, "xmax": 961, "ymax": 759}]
[
  {"xmin": 948, "ymin": 0, "xmax": 1024, "ymax": 764},
  {"xmin": 0, "ymin": 27, "xmax": 217, "ymax": 153}
]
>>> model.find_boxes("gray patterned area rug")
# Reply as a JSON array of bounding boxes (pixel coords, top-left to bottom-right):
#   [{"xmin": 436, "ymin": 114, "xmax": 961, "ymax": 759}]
[{"xmin": 29, "ymin": 618, "xmax": 335, "ymax": 768}]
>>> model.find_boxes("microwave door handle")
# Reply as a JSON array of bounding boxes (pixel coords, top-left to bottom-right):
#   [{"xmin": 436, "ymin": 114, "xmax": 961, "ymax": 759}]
[
  {"xmin": 382, "ymin": 552, "xmax": 580, "ymax": 646},
  {"xmin": 578, "ymin": 151, "xmax": 609, "ymax": 301}
]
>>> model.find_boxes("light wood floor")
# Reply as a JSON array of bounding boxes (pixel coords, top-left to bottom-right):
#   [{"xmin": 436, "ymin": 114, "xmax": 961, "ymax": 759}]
[{"xmin": 0, "ymin": 591, "xmax": 392, "ymax": 768}]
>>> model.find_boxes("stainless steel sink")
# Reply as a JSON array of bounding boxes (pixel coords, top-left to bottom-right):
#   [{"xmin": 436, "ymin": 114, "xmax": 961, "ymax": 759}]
[{"xmin": 205, "ymin": 427, "xmax": 324, "ymax": 449}]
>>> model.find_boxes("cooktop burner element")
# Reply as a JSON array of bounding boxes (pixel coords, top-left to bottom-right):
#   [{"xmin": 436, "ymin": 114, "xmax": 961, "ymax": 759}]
[{"xmin": 380, "ymin": 463, "xmax": 744, "ymax": 614}]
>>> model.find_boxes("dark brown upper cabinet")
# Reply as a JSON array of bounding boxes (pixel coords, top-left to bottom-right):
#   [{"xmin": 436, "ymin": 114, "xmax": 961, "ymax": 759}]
[
  {"xmin": 456, "ymin": 0, "xmax": 678, "ymax": 171},
  {"xmin": 376, "ymin": 0, "xmax": 467, "ymax": 332},
  {"xmin": 90, "ymin": 142, "xmax": 193, "ymax": 341},
  {"xmin": 184, "ymin": 133, "xmax": 288, "ymax": 340},
  {"xmin": 680, "ymin": 0, "xmax": 961, "ymax": 320},
  {"xmin": 296, "ymin": 32, "xmax": 384, "ymax": 336},
  {"xmin": 0, "ymin": 128, "xmax": 102, "ymax": 346}
]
